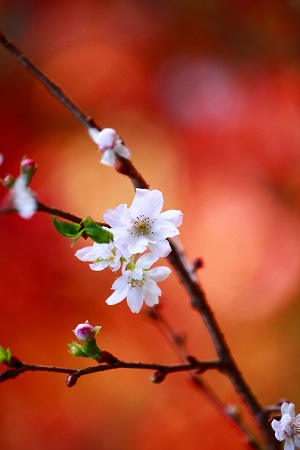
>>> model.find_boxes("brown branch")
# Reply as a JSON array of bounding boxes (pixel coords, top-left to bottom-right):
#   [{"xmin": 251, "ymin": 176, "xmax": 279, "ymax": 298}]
[
  {"xmin": 147, "ymin": 308, "xmax": 265, "ymax": 450},
  {"xmin": 0, "ymin": 357, "xmax": 221, "ymax": 385},
  {"xmin": 0, "ymin": 30, "xmax": 280, "ymax": 450},
  {"xmin": 37, "ymin": 200, "xmax": 106, "ymax": 227}
]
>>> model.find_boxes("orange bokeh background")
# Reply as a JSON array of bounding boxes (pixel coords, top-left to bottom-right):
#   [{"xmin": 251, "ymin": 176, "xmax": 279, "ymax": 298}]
[{"xmin": 1, "ymin": 1, "xmax": 300, "ymax": 449}]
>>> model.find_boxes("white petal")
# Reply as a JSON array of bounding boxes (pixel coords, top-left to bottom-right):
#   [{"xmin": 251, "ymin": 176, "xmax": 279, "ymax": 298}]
[
  {"xmin": 136, "ymin": 253, "xmax": 159, "ymax": 269},
  {"xmin": 271, "ymin": 419, "xmax": 283, "ymax": 433},
  {"xmin": 128, "ymin": 236, "xmax": 149, "ymax": 254},
  {"xmin": 130, "ymin": 189, "xmax": 163, "ymax": 218},
  {"xmin": 106, "ymin": 289, "xmax": 126, "ymax": 305},
  {"xmin": 88, "ymin": 127, "xmax": 101, "ymax": 144},
  {"xmin": 281, "ymin": 403, "xmax": 291, "ymax": 415},
  {"xmin": 144, "ymin": 290, "xmax": 159, "ymax": 307},
  {"xmin": 89, "ymin": 261, "xmax": 110, "ymax": 271},
  {"xmin": 104, "ymin": 204, "xmax": 129, "ymax": 227},
  {"xmin": 114, "ymin": 143, "xmax": 131, "ymax": 159},
  {"xmin": 148, "ymin": 240, "xmax": 172, "ymax": 257},
  {"xmin": 101, "ymin": 150, "xmax": 115, "ymax": 166},
  {"xmin": 159, "ymin": 209, "xmax": 183, "ymax": 227},
  {"xmin": 283, "ymin": 439, "xmax": 294, "ymax": 450},
  {"xmin": 148, "ymin": 266, "xmax": 171, "ymax": 282},
  {"xmin": 287, "ymin": 403, "xmax": 296, "ymax": 419},
  {"xmin": 98, "ymin": 128, "xmax": 118, "ymax": 147},
  {"xmin": 111, "ymin": 275, "xmax": 128, "ymax": 290},
  {"xmin": 144, "ymin": 278, "xmax": 161, "ymax": 296},
  {"xmin": 75, "ymin": 246, "xmax": 97, "ymax": 261},
  {"xmin": 127, "ymin": 287, "xmax": 144, "ymax": 313}
]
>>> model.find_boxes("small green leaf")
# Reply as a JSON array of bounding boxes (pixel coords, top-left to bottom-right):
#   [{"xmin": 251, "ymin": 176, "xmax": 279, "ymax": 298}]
[
  {"xmin": 52, "ymin": 216, "xmax": 82, "ymax": 238},
  {"xmin": 82, "ymin": 217, "xmax": 113, "ymax": 244},
  {"xmin": 0, "ymin": 346, "xmax": 11, "ymax": 364}
]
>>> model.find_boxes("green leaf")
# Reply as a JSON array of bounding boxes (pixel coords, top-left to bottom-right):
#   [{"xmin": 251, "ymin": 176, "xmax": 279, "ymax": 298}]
[
  {"xmin": 0, "ymin": 346, "xmax": 11, "ymax": 364},
  {"xmin": 52, "ymin": 216, "xmax": 82, "ymax": 238},
  {"xmin": 82, "ymin": 217, "xmax": 113, "ymax": 244}
]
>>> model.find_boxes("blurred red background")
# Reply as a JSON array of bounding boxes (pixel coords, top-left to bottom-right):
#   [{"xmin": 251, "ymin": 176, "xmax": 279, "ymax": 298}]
[{"xmin": 1, "ymin": 1, "xmax": 300, "ymax": 449}]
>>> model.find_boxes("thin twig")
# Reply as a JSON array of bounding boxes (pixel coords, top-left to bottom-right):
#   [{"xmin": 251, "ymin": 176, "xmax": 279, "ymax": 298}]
[
  {"xmin": 0, "ymin": 30, "xmax": 280, "ymax": 449},
  {"xmin": 0, "ymin": 357, "xmax": 221, "ymax": 384},
  {"xmin": 37, "ymin": 201, "xmax": 106, "ymax": 227}
]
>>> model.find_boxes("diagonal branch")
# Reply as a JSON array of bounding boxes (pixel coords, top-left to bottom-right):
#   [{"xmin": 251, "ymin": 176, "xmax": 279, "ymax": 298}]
[{"xmin": 0, "ymin": 30, "xmax": 280, "ymax": 450}]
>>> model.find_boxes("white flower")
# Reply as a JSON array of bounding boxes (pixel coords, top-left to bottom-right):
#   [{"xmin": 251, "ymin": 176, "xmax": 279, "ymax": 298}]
[
  {"xmin": 75, "ymin": 241, "xmax": 123, "ymax": 272},
  {"xmin": 106, "ymin": 253, "xmax": 171, "ymax": 313},
  {"xmin": 103, "ymin": 189, "xmax": 183, "ymax": 257},
  {"xmin": 88, "ymin": 127, "xmax": 131, "ymax": 166},
  {"xmin": 271, "ymin": 402, "xmax": 300, "ymax": 450},
  {"xmin": 12, "ymin": 175, "xmax": 37, "ymax": 219}
]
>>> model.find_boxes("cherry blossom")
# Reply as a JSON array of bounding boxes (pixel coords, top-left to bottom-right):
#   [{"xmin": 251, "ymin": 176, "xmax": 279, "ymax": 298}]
[
  {"xmin": 88, "ymin": 127, "xmax": 131, "ymax": 166},
  {"xmin": 75, "ymin": 241, "xmax": 123, "ymax": 272},
  {"xmin": 106, "ymin": 253, "xmax": 171, "ymax": 313},
  {"xmin": 103, "ymin": 189, "xmax": 183, "ymax": 257},
  {"xmin": 271, "ymin": 402, "xmax": 300, "ymax": 450}
]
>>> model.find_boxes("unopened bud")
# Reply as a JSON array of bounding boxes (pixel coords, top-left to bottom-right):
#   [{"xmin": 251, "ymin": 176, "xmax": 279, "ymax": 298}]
[
  {"xmin": 74, "ymin": 322, "xmax": 96, "ymax": 341},
  {"xmin": 2, "ymin": 174, "xmax": 15, "ymax": 188},
  {"xmin": 66, "ymin": 373, "xmax": 78, "ymax": 388},
  {"xmin": 150, "ymin": 371, "xmax": 166, "ymax": 384},
  {"xmin": 20, "ymin": 157, "xmax": 37, "ymax": 184}
]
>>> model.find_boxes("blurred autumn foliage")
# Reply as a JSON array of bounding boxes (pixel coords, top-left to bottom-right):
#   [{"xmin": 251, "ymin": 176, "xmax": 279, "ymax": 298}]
[{"xmin": 1, "ymin": 1, "xmax": 300, "ymax": 449}]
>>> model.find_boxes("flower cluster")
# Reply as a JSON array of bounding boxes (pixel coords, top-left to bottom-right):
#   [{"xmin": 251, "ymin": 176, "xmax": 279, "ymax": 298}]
[
  {"xmin": 271, "ymin": 402, "xmax": 300, "ymax": 450},
  {"xmin": 0, "ymin": 157, "xmax": 37, "ymax": 219},
  {"xmin": 75, "ymin": 188, "xmax": 182, "ymax": 313}
]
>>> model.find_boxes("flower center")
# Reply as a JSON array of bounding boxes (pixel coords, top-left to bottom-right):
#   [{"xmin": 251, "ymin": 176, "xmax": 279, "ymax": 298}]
[
  {"xmin": 131, "ymin": 215, "xmax": 153, "ymax": 236},
  {"xmin": 128, "ymin": 273, "xmax": 146, "ymax": 288}
]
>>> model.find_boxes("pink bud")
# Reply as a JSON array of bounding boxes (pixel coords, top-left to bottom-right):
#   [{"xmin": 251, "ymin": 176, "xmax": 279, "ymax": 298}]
[
  {"xmin": 2, "ymin": 174, "xmax": 15, "ymax": 188},
  {"xmin": 20, "ymin": 157, "xmax": 36, "ymax": 172},
  {"xmin": 74, "ymin": 322, "xmax": 95, "ymax": 341},
  {"xmin": 20, "ymin": 157, "xmax": 37, "ymax": 184}
]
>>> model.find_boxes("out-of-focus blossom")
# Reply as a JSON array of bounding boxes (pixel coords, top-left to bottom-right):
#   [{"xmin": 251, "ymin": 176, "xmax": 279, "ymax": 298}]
[
  {"xmin": 88, "ymin": 127, "xmax": 131, "ymax": 166},
  {"xmin": 271, "ymin": 402, "xmax": 300, "ymax": 450},
  {"xmin": 11, "ymin": 175, "xmax": 37, "ymax": 219}
]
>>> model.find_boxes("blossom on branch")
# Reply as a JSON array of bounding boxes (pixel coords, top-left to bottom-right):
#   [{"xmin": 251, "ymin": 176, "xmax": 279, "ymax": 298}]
[
  {"xmin": 1, "ymin": 174, "xmax": 37, "ymax": 219},
  {"xmin": 271, "ymin": 402, "xmax": 300, "ymax": 450},
  {"xmin": 1, "ymin": 157, "xmax": 37, "ymax": 219},
  {"xmin": 73, "ymin": 321, "xmax": 101, "ymax": 341},
  {"xmin": 104, "ymin": 189, "xmax": 183, "ymax": 257},
  {"xmin": 75, "ymin": 241, "xmax": 124, "ymax": 272},
  {"xmin": 11, "ymin": 175, "xmax": 37, "ymax": 219},
  {"xmin": 106, "ymin": 253, "xmax": 171, "ymax": 313},
  {"xmin": 88, "ymin": 127, "xmax": 131, "ymax": 166}
]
